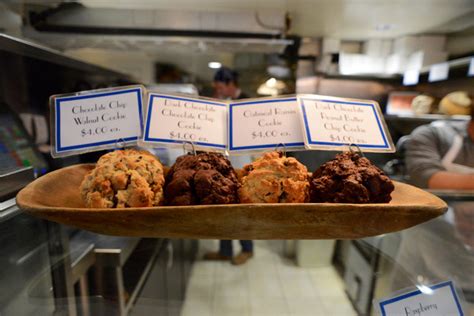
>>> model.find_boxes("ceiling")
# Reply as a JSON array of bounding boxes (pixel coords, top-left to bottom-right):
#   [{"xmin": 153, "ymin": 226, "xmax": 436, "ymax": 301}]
[
  {"xmin": 14, "ymin": 0, "xmax": 474, "ymax": 83},
  {"xmin": 76, "ymin": 0, "xmax": 474, "ymax": 39}
]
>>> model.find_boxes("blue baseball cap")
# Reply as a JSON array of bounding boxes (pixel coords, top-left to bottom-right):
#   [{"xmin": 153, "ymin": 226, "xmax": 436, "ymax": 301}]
[{"xmin": 214, "ymin": 67, "xmax": 239, "ymax": 84}]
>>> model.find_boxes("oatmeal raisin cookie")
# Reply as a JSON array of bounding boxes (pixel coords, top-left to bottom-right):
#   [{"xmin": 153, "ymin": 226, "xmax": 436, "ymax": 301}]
[{"xmin": 239, "ymin": 152, "xmax": 309, "ymax": 203}]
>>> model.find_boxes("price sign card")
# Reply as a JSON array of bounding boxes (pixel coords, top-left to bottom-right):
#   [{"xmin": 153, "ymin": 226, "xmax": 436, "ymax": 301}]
[
  {"xmin": 377, "ymin": 281, "xmax": 464, "ymax": 316},
  {"xmin": 403, "ymin": 69, "xmax": 420, "ymax": 86},
  {"xmin": 51, "ymin": 86, "xmax": 144, "ymax": 157},
  {"xmin": 142, "ymin": 94, "xmax": 227, "ymax": 151},
  {"xmin": 297, "ymin": 95, "xmax": 394, "ymax": 152},
  {"xmin": 468, "ymin": 57, "xmax": 474, "ymax": 77},
  {"xmin": 228, "ymin": 97, "xmax": 305, "ymax": 153},
  {"xmin": 428, "ymin": 63, "xmax": 449, "ymax": 82}
]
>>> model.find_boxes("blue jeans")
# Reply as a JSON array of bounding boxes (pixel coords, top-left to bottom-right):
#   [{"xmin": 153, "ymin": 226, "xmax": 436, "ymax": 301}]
[{"xmin": 219, "ymin": 240, "xmax": 253, "ymax": 257}]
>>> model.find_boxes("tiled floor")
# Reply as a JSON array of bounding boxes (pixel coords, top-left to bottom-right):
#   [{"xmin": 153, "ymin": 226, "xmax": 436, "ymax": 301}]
[{"xmin": 181, "ymin": 240, "xmax": 356, "ymax": 316}]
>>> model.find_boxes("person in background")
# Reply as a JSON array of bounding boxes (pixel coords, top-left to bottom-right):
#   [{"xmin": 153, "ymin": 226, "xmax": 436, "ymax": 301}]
[
  {"xmin": 392, "ymin": 102, "xmax": 474, "ymax": 308},
  {"xmin": 203, "ymin": 67, "xmax": 253, "ymax": 265},
  {"xmin": 406, "ymin": 105, "xmax": 474, "ymax": 191},
  {"xmin": 212, "ymin": 66, "xmax": 249, "ymax": 100}
]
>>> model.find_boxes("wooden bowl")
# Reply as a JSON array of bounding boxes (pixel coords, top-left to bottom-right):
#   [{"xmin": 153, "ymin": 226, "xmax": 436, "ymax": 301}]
[{"xmin": 16, "ymin": 164, "xmax": 447, "ymax": 239}]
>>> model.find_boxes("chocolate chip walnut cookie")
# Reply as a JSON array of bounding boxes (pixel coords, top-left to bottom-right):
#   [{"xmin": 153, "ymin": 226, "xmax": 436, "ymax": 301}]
[
  {"xmin": 80, "ymin": 149, "xmax": 165, "ymax": 208},
  {"xmin": 239, "ymin": 152, "xmax": 309, "ymax": 203}
]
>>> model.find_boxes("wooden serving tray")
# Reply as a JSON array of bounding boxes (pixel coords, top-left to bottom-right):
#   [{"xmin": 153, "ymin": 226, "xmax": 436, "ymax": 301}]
[{"xmin": 16, "ymin": 164, "xmax": 447, "ymax": 239}]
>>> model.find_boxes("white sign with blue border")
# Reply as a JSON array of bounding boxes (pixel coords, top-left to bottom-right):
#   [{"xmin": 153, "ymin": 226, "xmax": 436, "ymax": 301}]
[
  {"xmin": 297, "ymin": 95, "xmax": 394, "ymax": 152},
  {"xmin": 51, "ymin": 86, "xmax": 144, "ymax": 157},
  {"xmin": 378, "ymin": 281, "xmax": 464, "ymax": 316},
  {"xmin": 142, "ymin": 94, "xmax": 227, "ymax": 151},
  {"xmin": 228, "ymin": 97, "xmax": 305, "ymax": 153},
  {"xmin": 428, "ymin": 62, "xmax": 449, "ymax": 82},
  {"xmin": 468, "ymin": 57, "xmax": 474, "ymax": 77},
  {"xmin": 403, "ymin": 69, "xmax": 420, "ymax": 86}
]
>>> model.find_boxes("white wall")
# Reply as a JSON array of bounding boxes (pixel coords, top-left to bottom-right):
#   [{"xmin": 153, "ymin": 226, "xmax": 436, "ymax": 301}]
[
  {"xmin": 446, "ymin": 34, "xmax": 474, "ymax": 56},
  {"xmin": 65, "ymin": 48, "xmax": 155, "ymax": 83},
  {"xmin": 65, "ymin": 48, "xmax": 235, "ymax": 84},
  {"xmin": 0, "ymin": 3, "xmax": 22, "ymax": 37}
]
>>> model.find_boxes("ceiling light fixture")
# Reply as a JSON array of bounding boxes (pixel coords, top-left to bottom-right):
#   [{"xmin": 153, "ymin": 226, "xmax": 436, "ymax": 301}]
[{"xmin": 208, "ymin": 62, "xmax": 222, "ymax": 69}]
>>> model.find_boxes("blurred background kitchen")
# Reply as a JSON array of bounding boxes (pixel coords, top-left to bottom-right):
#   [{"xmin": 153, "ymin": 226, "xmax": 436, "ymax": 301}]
[{"xmin": 1, "ymin": 1, "xmax": 473, "ymax": 315}]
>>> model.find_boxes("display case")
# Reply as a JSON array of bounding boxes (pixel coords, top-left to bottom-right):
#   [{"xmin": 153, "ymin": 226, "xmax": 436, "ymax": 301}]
[
  {"xmin": 0, "ymin": 33, "xmax": 199, "ymax": 316},
  {"xmin": 2, "ymin": 4, "xmax": 474, "ymax": 315}
]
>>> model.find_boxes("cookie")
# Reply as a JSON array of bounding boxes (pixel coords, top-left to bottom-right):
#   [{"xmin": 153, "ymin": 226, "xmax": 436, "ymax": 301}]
[
  {"xmin": 310, "ymin": 151, "xmax": 394, "ymax": 203},
  {"xmin": 80, "ymin": 149, "xmax": 165, "ymax": 208},
  {"xmin": 165, "ymin": 152, "xmax": 239, "ymax": 206},
  {"xmin": 239, "ymin": 152, "xmax": 309, "ymax": 203}
]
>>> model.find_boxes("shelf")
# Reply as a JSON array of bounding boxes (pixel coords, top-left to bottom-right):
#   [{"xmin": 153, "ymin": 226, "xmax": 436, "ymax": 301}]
[
  {"xmin": 0, "ymin": 199, "xmax": 21, "ymax": 224},
  {"xmin": 0, "ymin": 33, "xmax": 133, "ymax": 79},
  {"xmin": 384, "ymin": 113, "xmax": 471, "ymax": 122},
  {"xmin": 420, "ymin": 56, "xmax": 473, "ymax": 74},
  {"xmin": 316, "ymin": 56, "xmax": 472, "ymax": 82},
  {"xmin": 316, "ymin": 71, "xmax": 401, "ymax": 81}
]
